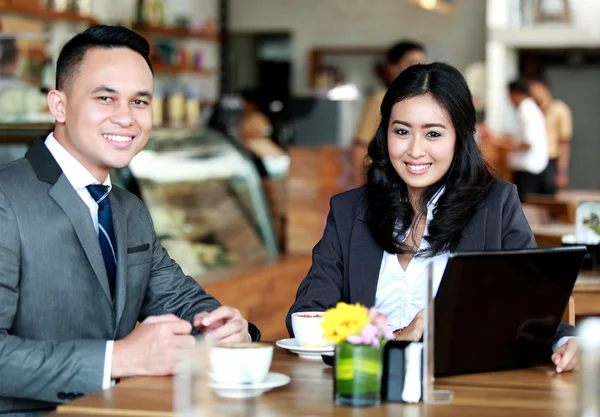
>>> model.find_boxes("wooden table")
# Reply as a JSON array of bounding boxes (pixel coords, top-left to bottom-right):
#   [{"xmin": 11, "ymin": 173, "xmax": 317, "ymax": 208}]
[{"xmin": 52, "ymin": 347, "xmax": 579, "ymax": 417}]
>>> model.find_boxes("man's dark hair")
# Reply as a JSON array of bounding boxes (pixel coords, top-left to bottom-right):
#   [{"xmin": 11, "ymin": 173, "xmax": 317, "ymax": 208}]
[
  {"xmin": 508, "ymin": 78, "xmax": 530, "ymax": 95},
  {"xmin": 55, "ymin": 25, "xmax": 153, "ymax": 90},
  {"xmin": 386, "ymin": 40, "xmax": 425, "ymax": 64},
  {"xmin": 0, "ymin": 38, "xmax": 18, "ymax": 67}
]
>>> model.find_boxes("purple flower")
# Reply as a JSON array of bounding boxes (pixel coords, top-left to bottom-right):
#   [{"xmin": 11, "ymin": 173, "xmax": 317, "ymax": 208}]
[
  {"xmin": 368, "ymin": 308, "xmax": 387, "ymax": 328},
  {"xmin": 347, "ymin": 323, "xmax": 381, "ymax": 347},
  {"xmin": 346, "ymin": 308, "xmax": 394, "ymax": 346},
  {"xmin": 382, "ymin": 327, "xmax": 395, "ymax": 340}
]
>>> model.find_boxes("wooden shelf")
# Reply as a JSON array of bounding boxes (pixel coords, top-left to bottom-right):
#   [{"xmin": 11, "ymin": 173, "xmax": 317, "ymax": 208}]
[
  {"xmin": 152, "ymin": 63, "xmax": 215, "ymax": 76},
  {"xmin": 0, "ymin": 122, "xmax": 54, "ymax": 145},
  {"xmin": 0, "ymin": 4, "xmax": 97, "ymax": 25},
  {"xmin": 132, "ymin": 23, "xmax": 219, "ymax": 41}
]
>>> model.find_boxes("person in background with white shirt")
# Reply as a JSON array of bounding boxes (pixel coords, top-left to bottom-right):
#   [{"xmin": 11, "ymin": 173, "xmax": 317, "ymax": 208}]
[
  {"xmin": 528, "ymin": 77, "xmax": 573, "ymax": 192},
  {"xmin": 0, "ymin": 26, "xmax": 257, "ymax": 416},
  {"xmin": 506, "ymin": 79, "xmax": 549, "ymax": 202},
  {"xmin": 286, "ymin": 63, "xmax": 578, "ymax": 374}
]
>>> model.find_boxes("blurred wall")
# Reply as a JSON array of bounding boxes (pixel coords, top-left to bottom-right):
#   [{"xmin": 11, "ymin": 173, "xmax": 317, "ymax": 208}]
[{"xmin": 229, "ymin": 0, "xmax": 487, "ymax": 94}]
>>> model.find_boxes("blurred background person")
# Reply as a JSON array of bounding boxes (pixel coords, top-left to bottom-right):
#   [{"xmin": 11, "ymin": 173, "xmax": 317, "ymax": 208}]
[
  {"xmin": 502, "ymin": 79, "xmax": 549, "ymax": 202},
  {"xmin": 0, "ymin": 38, "xmax": 22, "ymax": 89},
  {"xmin": 0, "ymin": 38, "xmax": 46, "ymax": 118},
  {"xmin": 238, "ymin": 89, "xmax": 273, "ymax": 143},
  {"xmin": 350, "ymin": 40, "xmax": 425, "ymax": 186},
  {"xmin": 529, "ymin": 77, "xmax": 573, "ymax": 193}
]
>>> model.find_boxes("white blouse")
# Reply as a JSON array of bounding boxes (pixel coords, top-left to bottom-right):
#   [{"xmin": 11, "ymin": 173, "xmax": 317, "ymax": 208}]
[{"xmin": 374, "ymin": 189, "xmax": 448, "ymax": 331}]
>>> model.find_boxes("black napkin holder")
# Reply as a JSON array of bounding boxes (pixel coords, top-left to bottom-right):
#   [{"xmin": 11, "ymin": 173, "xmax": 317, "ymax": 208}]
[{"xmin": 381, "ymin": 341, "xmax": 424, "ymax": 403}]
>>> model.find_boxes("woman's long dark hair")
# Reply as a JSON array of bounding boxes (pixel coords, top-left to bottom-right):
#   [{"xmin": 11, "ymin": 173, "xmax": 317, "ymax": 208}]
[{"xmin": 366, "ymin": 62, "xmax": 494, "ymax": 256}]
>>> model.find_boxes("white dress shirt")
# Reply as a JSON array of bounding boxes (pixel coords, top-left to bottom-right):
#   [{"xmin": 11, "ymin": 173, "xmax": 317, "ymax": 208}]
[
  {"xmin": 375, "ymin": 189, "xmax": 448, "ymax": 331},
  {"xmin": 374, "ymin": 186, "xmax": 570, "ymax": 351},
  {"xmin": 45, "ymin": 133, "xmax": 115, "ymax": 390},
  {"xmin": 510, "ymin": 97, "xmax": 549, "ymax": 174}
]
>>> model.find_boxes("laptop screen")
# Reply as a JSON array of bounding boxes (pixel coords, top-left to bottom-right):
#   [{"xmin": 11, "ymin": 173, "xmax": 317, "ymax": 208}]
[{"xmin": 434, "ymin": 246, "xmax": 586, "ymax": 377}]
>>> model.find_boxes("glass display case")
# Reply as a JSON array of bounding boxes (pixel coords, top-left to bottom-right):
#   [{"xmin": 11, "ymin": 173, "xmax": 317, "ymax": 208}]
[
  {"xmin": 124, "ymin": 127, "xmax": 279, "ymax": 280},
  {"xmin": 0, "ymin": 124, "xmax": 279, "ymax": 281}
]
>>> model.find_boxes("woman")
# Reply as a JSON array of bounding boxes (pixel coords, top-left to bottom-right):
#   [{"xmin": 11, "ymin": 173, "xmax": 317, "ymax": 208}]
[{"xmin": 286, "ymin": 63, "xmax": 578, "ymax": 373}]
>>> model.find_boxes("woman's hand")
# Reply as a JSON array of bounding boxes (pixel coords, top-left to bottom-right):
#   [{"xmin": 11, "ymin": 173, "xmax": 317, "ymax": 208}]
[
  {"xmin": 395, "ymin": 310, "xmax": 424, "ymax": 342},
  {"xmin": 551, "ymin": 338, "xmax": 578, "ymax": 373}
]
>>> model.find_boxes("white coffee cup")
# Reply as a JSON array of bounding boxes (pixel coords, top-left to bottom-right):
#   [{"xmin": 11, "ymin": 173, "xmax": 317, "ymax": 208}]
[
  {"xmin": 209, "ymin": 342, "xmax": 273, "ymax": 384},
  {"xmin": 291, "ymin": 311, "xmax": 330, "ymax": 348}
]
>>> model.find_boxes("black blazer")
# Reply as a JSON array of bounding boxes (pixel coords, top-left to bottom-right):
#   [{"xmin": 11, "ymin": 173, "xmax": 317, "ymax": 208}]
[{"xmin": 286, "ymin": 179, "xmax": 575, "ymax": 342}]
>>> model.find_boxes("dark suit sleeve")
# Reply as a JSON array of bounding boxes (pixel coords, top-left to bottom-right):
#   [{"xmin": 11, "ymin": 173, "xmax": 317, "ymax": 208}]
[
  {"xmin": 286, "ymin": 199, "xmax": 345, "ymax": 336},
  {"xmin": 0, "ymin": 186, "xmax": 106, "ymax": 403},
  {"xmin": 136, "ymin": 203, "xmax": 261, "ymax": 342},
  {"xmin": 501, "ymin": 184, "xmax": 576, "ymax": 343}
]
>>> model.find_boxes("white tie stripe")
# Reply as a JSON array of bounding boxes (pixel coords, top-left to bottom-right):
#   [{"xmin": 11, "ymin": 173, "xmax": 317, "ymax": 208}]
[
  {"xmin": 94, "ymin": 188, "xmax": 110, "ymax": 204},
  {"xmin": 99, "ymin": 224, "xmax": 117, "ymax": 263}
]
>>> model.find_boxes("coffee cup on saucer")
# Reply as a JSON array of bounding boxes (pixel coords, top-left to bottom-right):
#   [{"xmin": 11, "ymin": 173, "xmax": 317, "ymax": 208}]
[
  {"xmin": 209, "ymin": 342, "xmax": 273, "ymax": 385},
  {"xmin": 291, "ymin": 311, "xmax": 330, "ymax": 348}
]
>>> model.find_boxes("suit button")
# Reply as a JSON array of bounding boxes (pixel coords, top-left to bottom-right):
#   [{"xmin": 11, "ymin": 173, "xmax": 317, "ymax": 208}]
[
  {"xmin": 57, "ymin": 392, "xmax": 66, "ymax": 400},
  {"xmin": 77, "ymin": 393, "xmax": 84, "ymax": 397}
]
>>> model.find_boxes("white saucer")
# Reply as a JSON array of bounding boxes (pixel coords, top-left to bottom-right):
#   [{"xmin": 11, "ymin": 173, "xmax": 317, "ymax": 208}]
[
  {"xmin": 210, "ymin": 372, "xmax": 290, "ymax": 399},
  {"xmin": 275, "ymin": 338, "xmax": 334, "ymax": 360}
]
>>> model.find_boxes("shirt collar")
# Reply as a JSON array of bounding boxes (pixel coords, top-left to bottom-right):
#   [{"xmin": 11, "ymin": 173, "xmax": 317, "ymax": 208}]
[
  {"xmin": 426, "ymin": 185, "xmax": 445, "ymax": 222},
  {"xmin": 394, "ymin": 186, "xmax": 445, "ymax": 241},
  {"xmin": 44, "ymin": 132, "xmax": 111, "ymax": 191}
]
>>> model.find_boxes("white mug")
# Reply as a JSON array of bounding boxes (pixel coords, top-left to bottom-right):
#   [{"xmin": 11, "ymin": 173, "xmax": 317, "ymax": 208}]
[
  {"xmin": 291, "ymin": 311, "xmax": 330, "ymax": 348},
  {"xmin": 209, "ymin": 342, "xmax": 273, "ymax": 384}
]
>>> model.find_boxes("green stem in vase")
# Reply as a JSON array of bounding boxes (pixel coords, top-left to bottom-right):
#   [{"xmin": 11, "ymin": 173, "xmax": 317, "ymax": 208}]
[{"xmin": 335, "ymin": 341, "xmax": 383, "ymax": 406}]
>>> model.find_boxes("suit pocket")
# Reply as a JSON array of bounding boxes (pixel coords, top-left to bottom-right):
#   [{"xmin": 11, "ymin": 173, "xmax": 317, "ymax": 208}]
[
  {"xmin": 127, "ymin": 244, "xmax": 151, "ymax": 267},
  {"xmin": 127, "ymin": 243, "xmax": 150, "ymax": 254}
]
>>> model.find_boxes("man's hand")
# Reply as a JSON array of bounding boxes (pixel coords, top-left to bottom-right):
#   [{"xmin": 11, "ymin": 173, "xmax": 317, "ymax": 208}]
[
  {"xmin": 112, "ymin": 314, "xmax": 196, "ymax": 378},
  {"xmin": 555, "ymin": 173, "xmax": 569, "ymax": 189},
  {"xmin": 395, "ymin": 310, "xmax": 424, "ymax": 342},
  {"xmin": 552, "ymin": 338, "xmax": 578, "ymax": 373},
  {"xmin": 193, "ymin": 306, "xmax": 249, "ymax": 344}
]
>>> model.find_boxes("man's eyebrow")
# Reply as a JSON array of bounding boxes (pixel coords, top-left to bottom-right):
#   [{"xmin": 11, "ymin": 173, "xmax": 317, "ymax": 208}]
[{"xmin": 91, "ymin": 86, "xmax": 118, "ymax": 94}]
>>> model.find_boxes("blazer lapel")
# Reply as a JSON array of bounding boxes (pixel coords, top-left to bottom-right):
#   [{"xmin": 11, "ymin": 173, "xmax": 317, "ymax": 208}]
[
  {"xmin": 456, "ymin": 203, "xmax": 488, "ymax": 251},
  {"xmin": 27, "ymin": 138, "xmax": 114, "ymax": 307},
  {"xmin": 49, "ymin": 176, "xmax": 113, "ymax": 305},
  {"xmin": 348, "ymin": 214, "xmax": 384, "ymax": 307},
  {"xmin": 109, "ymin": 192, "xmax": 128, "ymax": 331}
]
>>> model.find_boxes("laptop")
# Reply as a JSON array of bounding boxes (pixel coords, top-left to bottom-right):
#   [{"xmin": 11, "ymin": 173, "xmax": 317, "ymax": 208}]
[{"xmin": 434, "ymin": 246, "xmax": 586, "ymax": 377}]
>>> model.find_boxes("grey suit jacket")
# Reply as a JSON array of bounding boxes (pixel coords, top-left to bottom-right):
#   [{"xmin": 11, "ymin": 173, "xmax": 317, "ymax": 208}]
[
  {"xmin": 286, "ymin": 179, "xmax": 575, "ymax": 342},
  {"xmin": 0, "ymin": 139, "xmax": 259, "ymax": 414}
]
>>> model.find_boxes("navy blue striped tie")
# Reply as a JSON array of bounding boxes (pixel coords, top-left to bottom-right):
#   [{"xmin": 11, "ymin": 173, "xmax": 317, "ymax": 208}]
[{"xmin": 87, "ymin": 184, "xmax": 117, "ymax": 298}]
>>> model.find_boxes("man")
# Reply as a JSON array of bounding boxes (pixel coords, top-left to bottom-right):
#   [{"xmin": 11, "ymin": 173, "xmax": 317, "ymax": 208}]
[
  {"xmin": 0, "ymin": 38, "xmax": 46, "ymax": 119},
  {"xmin": 529, "ymin": 77, "xmax": 573, "ymax": 193},
  {"xmin": 238, "ymin": 89, "xmax": 273, "ymax": 142},
  {"xmin": 350, "ymin": 40, "xmax": 425, "ymax": 186},
  {"xmin": 506, "ymin": 79, "xmax": 549, "ymax": 202},
  {"xmin": 0, "ymin": 26, "xmax": 257, "ymax": 416},
  {"xmin": 0, "ymin": 38, "xmax": 20, "ymax": 85}
]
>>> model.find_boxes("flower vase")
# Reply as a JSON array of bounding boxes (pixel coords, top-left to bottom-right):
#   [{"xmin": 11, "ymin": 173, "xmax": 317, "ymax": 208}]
[{"xmin": 334, "ymin": 341, "xmax": 384, "ymax": 407}]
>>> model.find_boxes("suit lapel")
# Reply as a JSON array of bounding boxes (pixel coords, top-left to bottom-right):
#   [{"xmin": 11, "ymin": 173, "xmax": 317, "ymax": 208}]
[
  {"xmin": 348, "ymin": 216, "xmax": 384, "ymax": 307},
  {"xmin": 110, "ymin": 192, "xmax": 128, "ymax": 331},
  {"xmin": 49, "ymin": 176, "xmax": 113, "ymax": 304},
  {"xmin": 456, "ymin": 204, "xmax": 488, "ymax": 251},
  {"xmin": 27, "ymin": 138, "xmax": 114, "ymax": 307}
]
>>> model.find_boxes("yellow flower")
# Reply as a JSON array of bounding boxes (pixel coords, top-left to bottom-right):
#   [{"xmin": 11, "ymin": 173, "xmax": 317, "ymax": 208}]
[{"xmin": 321, "ymin": 302, "xmax": 370, "ymax": 344}]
